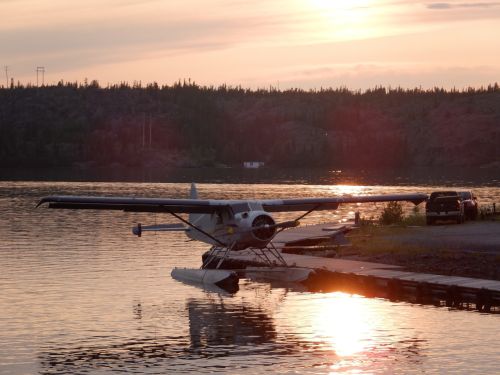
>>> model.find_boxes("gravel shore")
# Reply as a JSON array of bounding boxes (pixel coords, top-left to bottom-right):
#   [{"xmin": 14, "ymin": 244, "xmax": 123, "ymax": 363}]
[{"xmin": 345, "ymin": 221, "xmax": 500, "ymax": 281}]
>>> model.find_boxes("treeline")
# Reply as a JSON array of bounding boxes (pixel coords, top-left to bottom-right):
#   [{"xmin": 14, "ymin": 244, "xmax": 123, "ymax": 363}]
[{"xmin": 0, "ymin": 81, "xmax": 499, "ymax": 169}]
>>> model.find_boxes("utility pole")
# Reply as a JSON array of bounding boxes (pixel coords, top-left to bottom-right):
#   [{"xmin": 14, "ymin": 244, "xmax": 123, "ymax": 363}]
[
  {"xmin": 142, "ymin": 112, "xmax": 146, "ymax": 148},
  {"xmin": 36, "ymin": 66, "xmax": 45, "ymax": 86},
  {"xmin": 149, "ymin": 113, "xmax": 152, "ymax": 148}
]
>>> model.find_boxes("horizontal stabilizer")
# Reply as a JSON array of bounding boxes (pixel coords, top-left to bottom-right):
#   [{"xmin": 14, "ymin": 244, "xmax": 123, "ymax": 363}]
[{"xmin": 133, "ymin": 223, "xmax": 186, "ymax": 236}]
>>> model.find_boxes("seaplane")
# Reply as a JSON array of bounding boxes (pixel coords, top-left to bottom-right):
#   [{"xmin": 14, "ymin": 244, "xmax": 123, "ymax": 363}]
[{"xmin": 37, "ymin": 184, "xmax": 427, "ymax": 290}]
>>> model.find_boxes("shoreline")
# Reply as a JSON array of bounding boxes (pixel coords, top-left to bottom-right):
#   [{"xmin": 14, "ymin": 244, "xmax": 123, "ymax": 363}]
[
  {"xmin": 342, "ymin": 221, "xmax": 500, "ymax": 281},
  {"xmin": 209, "ymin": 221, "xmax": 500, "ymax": 311}
]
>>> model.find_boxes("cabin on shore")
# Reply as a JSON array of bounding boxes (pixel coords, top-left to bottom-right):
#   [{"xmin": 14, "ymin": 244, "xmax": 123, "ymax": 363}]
[{"xmin": 243, "ymin": 161, "xmax": 265, "ymax": 169}]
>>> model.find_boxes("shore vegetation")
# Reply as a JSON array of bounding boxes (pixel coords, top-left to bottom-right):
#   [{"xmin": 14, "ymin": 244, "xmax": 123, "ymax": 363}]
[{"xmin": 1, "ymin": 81, "xmax": 499, "ymax": 169}]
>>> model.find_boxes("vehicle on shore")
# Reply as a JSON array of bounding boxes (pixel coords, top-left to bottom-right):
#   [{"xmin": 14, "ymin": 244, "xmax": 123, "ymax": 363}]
[
  {"xmin": 426, "ymin": 191, "xmax": 464, "ymax": 225},
  {"xmin": 458, "ymin": 191, "xmax": 479, "ymax": 220}
]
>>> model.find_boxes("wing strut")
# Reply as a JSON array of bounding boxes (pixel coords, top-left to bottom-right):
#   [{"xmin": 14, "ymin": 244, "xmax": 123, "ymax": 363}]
[
  {"xmin": 275, "ymin": 204, "xmax": 321, "ymax": 236},
  {"xmin": 167, "ymin": 210, "xmax": 228, "ymax": 248},
  {"xmin": 295, "ymin": 204, "xmax": 321, "ymax": 222}
]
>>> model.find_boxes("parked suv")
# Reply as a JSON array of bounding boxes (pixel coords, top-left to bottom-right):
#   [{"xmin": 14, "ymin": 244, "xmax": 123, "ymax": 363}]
[
  {"xmin": 426, "ymin": 191, "xmax": 464, "ymax": 225},
  {"xmin": 458, "ymin": 191, "xmax": 478, "ymax": 220}
]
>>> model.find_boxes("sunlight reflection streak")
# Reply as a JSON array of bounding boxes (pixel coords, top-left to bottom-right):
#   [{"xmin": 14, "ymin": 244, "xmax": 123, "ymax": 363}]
[
  {"xmin": 279, "ymin": 292, "xmax": 380, "ymax": 359},
  {"xmin": 312, "ymin": 292, "xmax": 373, "ymax": 356}
]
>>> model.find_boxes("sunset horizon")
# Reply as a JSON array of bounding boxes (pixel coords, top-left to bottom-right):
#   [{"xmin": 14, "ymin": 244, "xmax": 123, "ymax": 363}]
[
  {"xmin": 2, "ymin": 0, "xmax": 500, "ymax": 90},
  {"xmin": 1, "ymin": 2, "xmax": 500, "ymax": 373}
]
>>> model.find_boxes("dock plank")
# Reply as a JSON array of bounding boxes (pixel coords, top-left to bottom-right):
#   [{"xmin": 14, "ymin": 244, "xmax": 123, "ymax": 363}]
[{"xmin": 397, "ymin": 273, "xmax": 451, "ymax": 283}]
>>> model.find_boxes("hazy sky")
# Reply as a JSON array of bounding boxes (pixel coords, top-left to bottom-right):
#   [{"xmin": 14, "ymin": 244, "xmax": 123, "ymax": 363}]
[{"xmin": 1, "ymin": 0, "xmax": 499, "ymax": 90}]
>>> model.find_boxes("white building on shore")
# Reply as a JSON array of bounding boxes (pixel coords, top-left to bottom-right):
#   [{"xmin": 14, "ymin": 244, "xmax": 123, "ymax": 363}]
[{"xmin": 243, "ymin": 161, "xmax": 265, "ymax": 169}]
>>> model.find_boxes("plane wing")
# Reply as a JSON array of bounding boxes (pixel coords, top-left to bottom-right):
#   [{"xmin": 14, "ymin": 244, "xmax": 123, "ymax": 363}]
[
  {"xmin": 37, "ymin": 193, "xmax": 427, "ymax": 214},
  {"xmin": 260, "ymin": 194, "xmax": 427, "ymax": 212},
  {"xmin": 36, "ymin": 196, "xmax": 230, "ymax": 214}
]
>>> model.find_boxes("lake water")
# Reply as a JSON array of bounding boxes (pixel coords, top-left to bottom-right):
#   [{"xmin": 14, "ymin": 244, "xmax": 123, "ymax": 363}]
[{"xmin": 1, "ymin": 179, "xmax": 499, "ymax": 374}]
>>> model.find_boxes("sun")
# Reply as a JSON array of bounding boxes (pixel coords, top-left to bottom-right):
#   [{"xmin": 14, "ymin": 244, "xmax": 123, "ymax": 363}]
[{"xmin": 303, "ymin": 0, "xmax": 379, "ymax": 41}]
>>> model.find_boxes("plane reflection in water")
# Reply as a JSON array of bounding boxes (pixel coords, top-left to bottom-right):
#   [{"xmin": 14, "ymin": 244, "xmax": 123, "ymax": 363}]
[
  {"xmin": 187, "ymin": 297, "xmax": 277, "ymax": 350},
  {"xmin": 38, "ymin": 286, "xmax": 424, "ymax": 373},
  {"xmin": 38, "ymin": 284, "xmax": 285, "ymax": 373}
]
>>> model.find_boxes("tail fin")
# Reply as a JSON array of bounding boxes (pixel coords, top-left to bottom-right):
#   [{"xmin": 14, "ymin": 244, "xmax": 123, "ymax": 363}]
[
  {"xmin": 189, "ymin": 183, "xmax": 200, "ymax": 224},
  {"xmin": 187, "ymin": 183, "xmax": 217, "ymax": 243},
  {"xmin": 190, "ymin": 182, "xmax": 198, "ymax": 199}
]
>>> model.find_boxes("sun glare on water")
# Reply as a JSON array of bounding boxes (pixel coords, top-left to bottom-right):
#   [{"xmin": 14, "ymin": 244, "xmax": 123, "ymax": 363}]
[
  {"xmin": 331, "ymin": 185, "xmax": 368, "ymax": 196},
  {"xmin": 311, "ymin": 292, "xmax": 374, "ymax": 356},
  {"xmin": 279, "ymin": 292, "xmax": 380, "ymax": 358}
]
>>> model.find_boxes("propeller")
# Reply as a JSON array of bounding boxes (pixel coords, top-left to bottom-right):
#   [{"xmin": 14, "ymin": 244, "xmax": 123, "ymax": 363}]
[{"xmin": 251, "ymin": 215, "xmax": 299, "ymax": 241}]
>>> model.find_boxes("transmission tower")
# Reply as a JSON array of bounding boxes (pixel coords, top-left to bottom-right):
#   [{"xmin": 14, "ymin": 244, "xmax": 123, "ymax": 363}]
[{"xmin": 36, "ymin": 66, "xmax": 45, "ymax": 86}]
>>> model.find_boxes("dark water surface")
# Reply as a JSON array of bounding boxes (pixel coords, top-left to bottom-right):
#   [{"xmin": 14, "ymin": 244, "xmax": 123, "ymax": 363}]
[
  {"xmin": 2, "ymin": 166, "xmax": 500, "ymax": 187},
  {"xmin": 1, "ymin": 180, "xmax": 499, "ymax": 374}
]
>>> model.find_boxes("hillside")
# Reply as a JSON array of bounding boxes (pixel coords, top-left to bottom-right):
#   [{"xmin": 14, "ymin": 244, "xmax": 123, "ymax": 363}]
[{"xmin": 0, "ymin": 82, "xmax": 499, "ymax": 170}]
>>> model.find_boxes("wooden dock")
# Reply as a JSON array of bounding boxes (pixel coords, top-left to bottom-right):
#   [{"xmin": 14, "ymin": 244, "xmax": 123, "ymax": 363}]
[
  {"xmin": 272, "ymin": 222, "xmax": 351, "ymax": 246},
  {"xmin": 211, "ymin": 222, "xmax": 500, "ymax": 313},
  {"xmin": 216, "ymin": 251, "xmax": 500, "ymax": 312}
]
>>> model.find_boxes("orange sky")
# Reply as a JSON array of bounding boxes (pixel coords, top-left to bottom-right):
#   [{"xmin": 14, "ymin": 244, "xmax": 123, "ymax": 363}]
[{"xmin": 1, "ymin": 0, "xmax": 499, "ymax": 90}]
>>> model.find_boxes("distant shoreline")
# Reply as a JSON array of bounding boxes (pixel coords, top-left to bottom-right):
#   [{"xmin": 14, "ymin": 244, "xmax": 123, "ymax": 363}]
[{"xmin": 2, "ymin": 85, "xmax": 499, "ymax": 175}]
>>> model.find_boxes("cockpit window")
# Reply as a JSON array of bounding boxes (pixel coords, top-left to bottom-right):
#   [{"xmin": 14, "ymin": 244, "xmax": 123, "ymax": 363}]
[{"xmin": 215, "ymin": 212, "xmax": 223, "ymax": 225}]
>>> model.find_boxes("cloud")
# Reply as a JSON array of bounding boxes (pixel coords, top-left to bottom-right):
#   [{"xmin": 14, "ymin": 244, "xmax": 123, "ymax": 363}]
[
  {"xmin": 427, "ymin": 2, "xmax": 500, "ymax": 9},
  {"xmin": 428, "ymin": 3, "xmax": 453, "ymax": 8},
  {"xmin": 0, "ymin": 13, "xmax": 279, "ymax": 78},
  {"xmin": 410, "ymin": 1, "xmax": 500, "ymax": 25},
  {"xmin": 1, "ymin": 0, "xmax": 329, "ymax": 80},
  {"xmin": 2, "ymin": 0, "xmax": 500, "ymax": 88}
]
